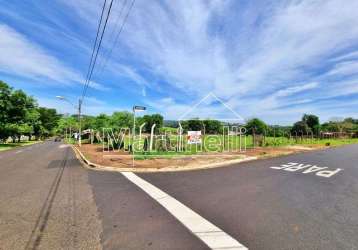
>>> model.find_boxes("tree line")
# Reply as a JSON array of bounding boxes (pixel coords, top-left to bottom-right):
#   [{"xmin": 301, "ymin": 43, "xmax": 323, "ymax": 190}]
[
  {"xmin": 0, "ymin": 81, "xmax": 60, "ymax": 142},
  {"xmin": 244, "ymin": 115, "xmax": 358, "ymax": 137},
  {"xmin": 58, "ymin": 112, "xmax": 164, "ymax": 134},
  {"xmin": 171, "ymin": 115, "xmax": 358, "ymax": 136},
  {"xmin": 1, "ymin": 81, "xmax": 357, "ymax": 143}
]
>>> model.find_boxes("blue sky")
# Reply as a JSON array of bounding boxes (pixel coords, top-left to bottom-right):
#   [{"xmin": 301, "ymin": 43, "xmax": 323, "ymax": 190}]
[{"xmin": 0, "ymin": 0, "xmax": 357, "ymax": 125}]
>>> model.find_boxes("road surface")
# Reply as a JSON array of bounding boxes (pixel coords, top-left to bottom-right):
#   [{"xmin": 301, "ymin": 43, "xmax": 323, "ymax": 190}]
[{"xmin": 0, "ymin": 141, "xmax": 358, "ymax": 249}]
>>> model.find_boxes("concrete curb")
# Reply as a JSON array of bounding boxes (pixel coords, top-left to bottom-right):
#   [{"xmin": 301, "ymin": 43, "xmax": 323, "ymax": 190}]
[
  {"xmin": 72, "ymin": 144, "xmax": 341, "ymax": 173},
  {"xmin": 71, "ymin": 145, "xmax": 258, "ymax": 173}
]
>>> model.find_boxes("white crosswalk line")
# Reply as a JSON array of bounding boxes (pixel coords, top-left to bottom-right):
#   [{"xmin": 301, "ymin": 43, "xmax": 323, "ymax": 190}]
[{"xmin": 122, "ymin": 172, "xmax": 248, "ymax": 250}]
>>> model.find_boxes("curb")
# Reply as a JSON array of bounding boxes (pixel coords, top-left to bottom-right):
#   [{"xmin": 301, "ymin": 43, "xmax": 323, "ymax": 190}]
[
  {"xmin": 71, "ymin": 145, "xmax": 258, "ymax": 173},
  {"xmin": 72, "ymin": 144, "xmax": 341, "ymax": 173}
]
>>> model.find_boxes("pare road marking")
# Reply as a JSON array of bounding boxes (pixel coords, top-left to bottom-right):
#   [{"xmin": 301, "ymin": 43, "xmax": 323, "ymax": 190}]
[{"xmin": 270, "ymin": 162, "xmax": 342, "ymax": 178}]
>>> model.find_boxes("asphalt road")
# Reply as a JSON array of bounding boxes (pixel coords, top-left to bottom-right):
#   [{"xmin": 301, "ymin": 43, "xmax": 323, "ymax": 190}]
[
  {"xmin": 138, "ymin": 144, "xmax": 358, "ymax": 250},
  {"xmin": 1, "ymin": 142, "xmax": 358, "ymax": 249},
  {"xmin": 0, "ymin": 142, "xmax": 102, "ymax": 250}
]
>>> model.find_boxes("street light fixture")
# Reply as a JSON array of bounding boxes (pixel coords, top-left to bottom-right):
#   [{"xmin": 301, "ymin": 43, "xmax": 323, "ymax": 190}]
[{"xmin": 56, "ymin": 96, "xmax": 82, "ymax": 146}]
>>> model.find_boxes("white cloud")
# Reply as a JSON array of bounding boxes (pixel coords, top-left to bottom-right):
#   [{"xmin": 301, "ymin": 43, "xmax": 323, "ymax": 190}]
[
  {"xmin": 0, "ymin": 24, "xmax": 109, "ymax": 91},
  {"xmin": 274, "ymin": 82, "xmax": 319, "ymax": 98},
  {"xmin": 332, "ymin": 51, "xmax": 358, "ymax": 62},
  {"xmin": 111, "ymin": 63, "xmax": 148, "ymax": 87},
  {"xmin": 2, "ymin": 0, "xmax": 358, "ymax": 123},
  {"xmin": 0, "ymin": 24, "xmax": 77, "ymax": 83},
  {"xmin": 88, "ymin": 81, "xmax": 111, "ymax": 91},
  {"xmin": 106, "ymin": 0, "xmax": 358, "ymax": 117},
  {"xmin": 327, "ymin": 61, "xmax": 358, "ymax": 77},
  {"xmin": 39, "ymin": 95, "xmax": 125, "ymax": 115}
]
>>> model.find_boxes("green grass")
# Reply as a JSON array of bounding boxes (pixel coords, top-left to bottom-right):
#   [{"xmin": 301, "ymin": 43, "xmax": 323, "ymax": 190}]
[
  {"xmin": 159, "ymin": 127, "xmax": 178, "ymax": 134},
  {"xmin": 134, "ymin": 151, "xmax": 196, "ymax": 160},
  {"xmin": 309, "ymin": 138, "xmax": 358, "ymax": 147},
  {"xmin": 64, "ymin": 137, "xmax": 79, "ymax": 144},
  {"xmin": 262, "ymin": 136, "xmax": 358, "ymax": 147},
  {"xmin": 0, "ymin": 141, "xmax": 41, "ymax": 151}
]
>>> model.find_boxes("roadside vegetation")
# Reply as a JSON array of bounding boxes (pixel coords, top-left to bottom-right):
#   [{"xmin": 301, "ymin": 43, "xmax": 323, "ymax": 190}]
[
  {"xmin": 1, "ymin": 81, "xmax": 358, "ymax": 155},
  {"xmin": 0, "ymin": 81, "xmax": 60, "ymax": 150},
  {"xmin": 0, "ymin": 140, "xmax": 41, "ymax": 152}
]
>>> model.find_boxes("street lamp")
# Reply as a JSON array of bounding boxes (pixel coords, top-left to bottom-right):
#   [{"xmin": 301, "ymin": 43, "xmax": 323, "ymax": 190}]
[{"xmin": 56, "ymin": 96, "xmax": 82, "ymax": 146}]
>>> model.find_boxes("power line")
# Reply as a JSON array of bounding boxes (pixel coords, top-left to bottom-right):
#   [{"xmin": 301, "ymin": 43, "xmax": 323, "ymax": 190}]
[
  {"xmin": 83, "ymin": 0, "xmax": 107, "ymax": 91},
  {"xmin": 81, "ymin": 0, "xmax": 114, "ymax": 103},
  {"xmin": 95, "ymin": 0, "xmax": 128, "ymax": 72},
  {"xmin": 93, "ymin": 0, "xmax": 136, "ymax": 77},
  {"xmin": 82, "ymin": 0, "xmax": 114, "ymax": 102}
]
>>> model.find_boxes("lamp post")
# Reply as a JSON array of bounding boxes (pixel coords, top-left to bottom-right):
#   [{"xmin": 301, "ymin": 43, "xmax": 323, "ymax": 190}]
[{"xmin": 56, "ymin": 96, "xmax": 82, "ymax": 146}]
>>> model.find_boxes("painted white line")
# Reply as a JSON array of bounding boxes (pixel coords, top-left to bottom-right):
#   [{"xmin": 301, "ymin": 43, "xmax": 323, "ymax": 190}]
[
  {"xmin": 15, "ymin": 150, "xmax": 23, "ymax": 154},
  {"xmin": 121, "ymin": 172, "xmax": 247, "ymax": 250}
]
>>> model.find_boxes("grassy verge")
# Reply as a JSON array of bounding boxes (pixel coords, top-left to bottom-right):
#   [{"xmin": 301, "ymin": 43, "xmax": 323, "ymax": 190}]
[
  {"xmin": 0, "ymin": 141, "xmax": 41, "ymax": 152},
  {"xmin": 263, "ymin": 137, "xmax": 358, "ymax": 147},
  {"xmin": 134, "ymin": 151, "xmax": 196, "ymax": 160},
  {"xmin": 64, "ymin": 138, "xmax": 92, "ymax": 145}
]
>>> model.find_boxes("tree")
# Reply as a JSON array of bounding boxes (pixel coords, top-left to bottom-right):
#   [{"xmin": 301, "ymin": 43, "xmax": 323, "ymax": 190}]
[
  {"xmin": 321, "ymin": 120, "xmax": 356, "ymax": 133},
  {"xmin": 266, "ymin": 125, "xmax": 291, "ymax": 137},
  {"xmin": 163, "ymin": 120, "xmax": 179, "ymax": 128},
  {"xmin": 93, "ymin": 114, "xmax": 110, "ymax": 130},
  {"xmin": 291, "ymin": 121, "xmax": 311, "ymax": 134},
  {"xmin": 24, "ymin": 108, "xmax": 40, "ymax": 140},
  {"xmin": 57, "ymin": 116, "xmax": 78, "ymax": 137},
  {"xmin": 7, "ymin": 90, "xmax": 38, "ymax": 141},
  {"xmin": 0, "ymin": 81, "xmax": 12, "ymax": 142},
  {"xmin": 302, "ymin": 114, "xmax": 320, "ymax": 134},
  {"xmin": 203, "ymin": 119, "xmax": 221, "ymax": 134},
  {"xmin": 0, "ymin": 81, "xmax": 63, "ymax": 141},
  {"xmin": 0, "ymin": 81, "xmax": 12, "ymax": 124},
  {"xmin": 110, "ymin": 111, "xmax": 133, "ymax": 129},
  {"xmin": 246, "ymin": 118, "xmax": 267, "ymax": 135},
  {"xmin": 8, "ymin": 90, "xmax": 29, "ymax": 124},
  {"xmin": 36, "ymin": 107, "xmax": 60, "ymax": 138},
  {"xmin": 182, "ymin": 119, "xmax": 202, "ymax": 132},
  {"xmin": 81, "ymin": 115, "xmax": 95, "ymax": 130},
  {"xmin": 344, "ymin": 117, "xmax": 355, "ymax": 124},
  {"xmin": 321, "ymin": 122, "xmax": 339, "ymax": 132},
  {"xmin": 142, "ymin": 114, "xmax": 163, "ymax": 133}
]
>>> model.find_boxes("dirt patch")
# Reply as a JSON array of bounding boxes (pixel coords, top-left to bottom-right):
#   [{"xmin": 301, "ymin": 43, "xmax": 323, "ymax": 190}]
[{"xmin": 75, "ymin": 144, "xmax": 323, "ymax": 171}]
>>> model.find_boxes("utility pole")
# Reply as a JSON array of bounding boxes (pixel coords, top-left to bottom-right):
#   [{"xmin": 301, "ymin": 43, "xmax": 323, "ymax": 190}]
[
  {"xmin": 132, "ymin": 108, "xmax": 136, "ymax": 152},
  {"xmin": 78, "ymin": 99, "xmax": 82, "ymax": 147}
]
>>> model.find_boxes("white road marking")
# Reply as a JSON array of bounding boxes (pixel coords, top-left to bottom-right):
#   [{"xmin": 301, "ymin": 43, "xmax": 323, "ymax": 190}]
[
  {"xmin": 59, "ymin": 145, "xmax": 70, "ymax": 149},
  {"xmin": 270, "ymin": 162, "xmax": 343, "ymax": 178},
  {"xmin": 122, "ymin": 172, "xmax": 248, "ymax": 250},
  {"xmin": 15, "ymin": 150, "xmax": 23, "ymax": 154}
]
